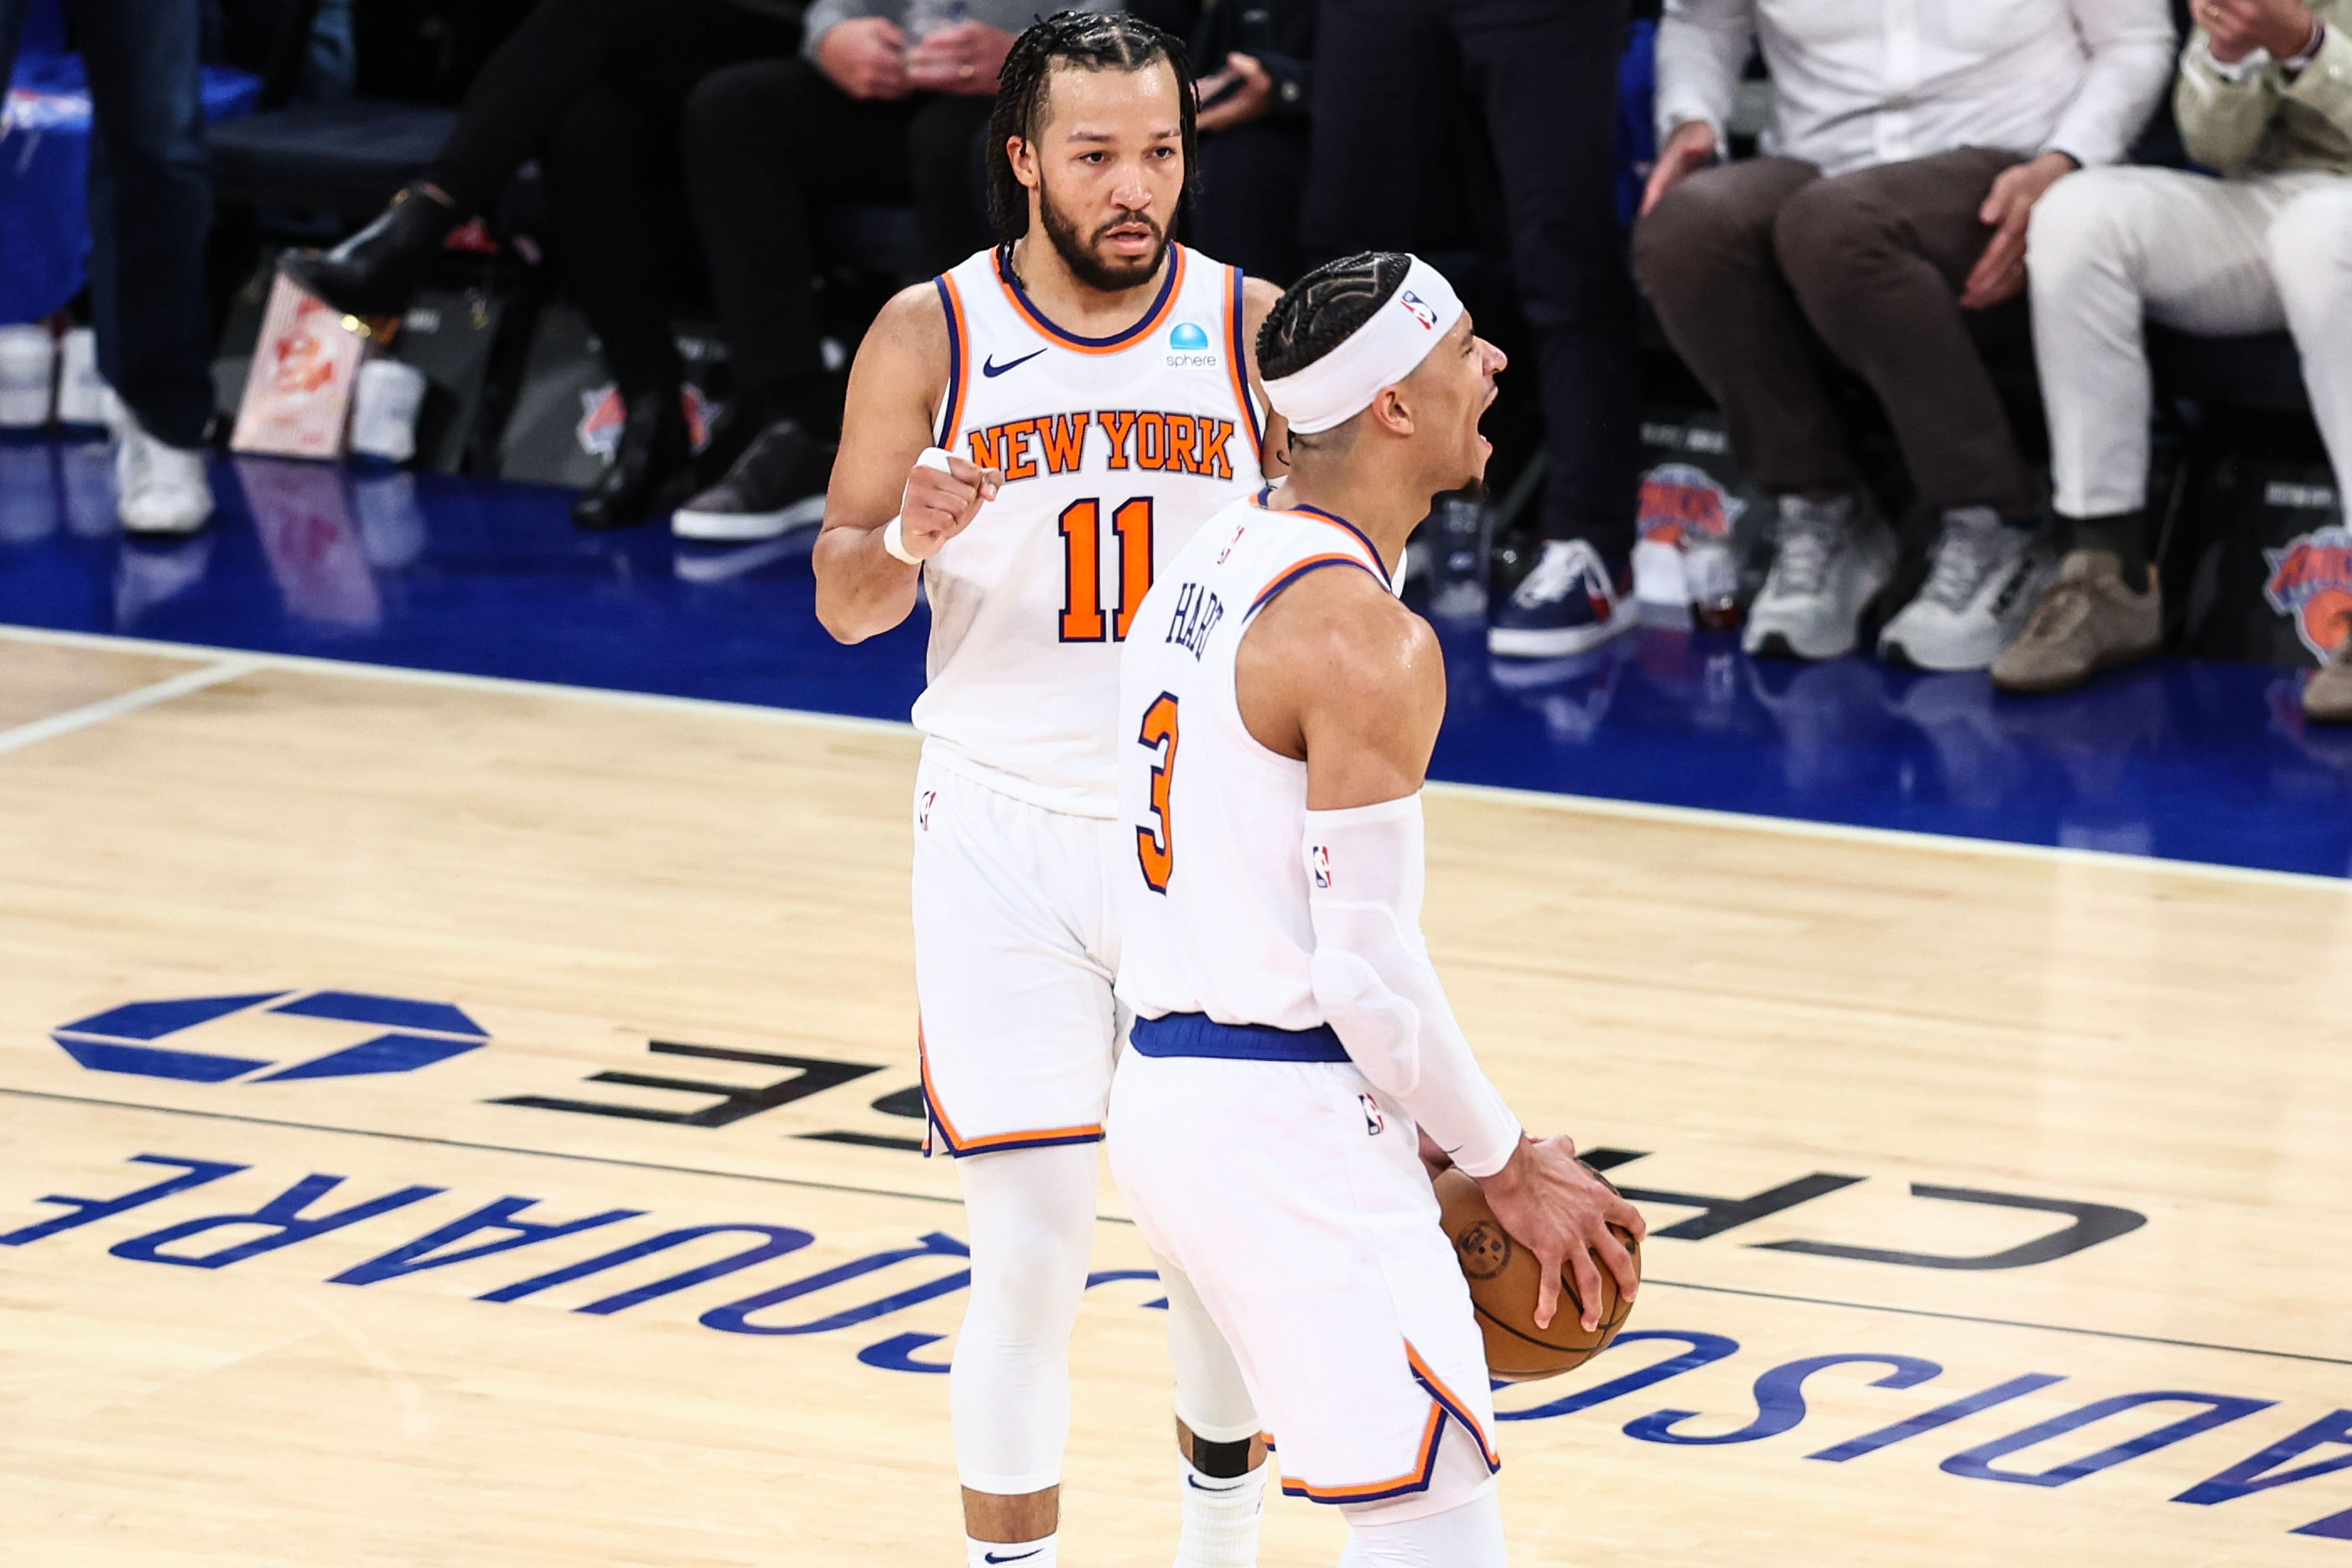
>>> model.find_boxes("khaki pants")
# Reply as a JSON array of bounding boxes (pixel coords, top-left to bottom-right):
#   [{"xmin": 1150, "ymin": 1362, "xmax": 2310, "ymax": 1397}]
[
  {"xmin": 1632, "ymin": 148, "xmax": 2038, "ymax": 517},
  {"xmin": 2027, "ymin": 165, "xmax": 2352, "ymax": 518}
]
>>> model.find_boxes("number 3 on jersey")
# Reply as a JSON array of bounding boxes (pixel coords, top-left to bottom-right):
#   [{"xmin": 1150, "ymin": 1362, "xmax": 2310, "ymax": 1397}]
[
  {"xmin": 1135, "ymin": 692, "xmax": 1179, "ymax": 893},
  {"xmin": 1061, "ymin": 496, "xmax": 1155, "ymax": 642}
]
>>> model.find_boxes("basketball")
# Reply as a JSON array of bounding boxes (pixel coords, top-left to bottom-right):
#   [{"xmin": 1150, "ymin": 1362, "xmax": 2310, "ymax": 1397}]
[{"xmin": 1434, "ymin": 1165, "xmax": 1640, "ymax": 1381}]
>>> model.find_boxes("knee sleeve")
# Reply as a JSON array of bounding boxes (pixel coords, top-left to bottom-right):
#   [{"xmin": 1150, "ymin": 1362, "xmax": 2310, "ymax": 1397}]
[
  {"xmin": 1340, "ymin": 1490, "xmax": 1508, "ymax": 1567},
  {"xmin": 1337, "ymin": 1419, "xmax": 1502, "ymax": 1534},
  {"xmin": 1152, "ymin": 1251, "xmax": 1259, "ymax": 1446},
  {"xmin": 948, "ymin": 1142, "xmax": 1098, "ymax": 1494}
]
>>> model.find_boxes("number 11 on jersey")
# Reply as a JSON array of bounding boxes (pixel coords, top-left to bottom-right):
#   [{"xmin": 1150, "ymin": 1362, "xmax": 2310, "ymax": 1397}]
[
  {"xmin": 1136, "ymin": 692, "xmax": 1179, "ymax": 892},
  {"xmin": 1061, "ymin": 496, "xmax": 1156, "ymax": 642}
]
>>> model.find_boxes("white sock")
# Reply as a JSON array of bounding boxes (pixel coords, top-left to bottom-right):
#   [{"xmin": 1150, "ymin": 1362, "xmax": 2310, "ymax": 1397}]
[
  {"xmin": 968, "ymin": 1534, "xmax": 1056, "ymax": 1567},
  {"xmin": 1176, "ymin": 1455, "xmax": 1265, "ymax": 1567}
]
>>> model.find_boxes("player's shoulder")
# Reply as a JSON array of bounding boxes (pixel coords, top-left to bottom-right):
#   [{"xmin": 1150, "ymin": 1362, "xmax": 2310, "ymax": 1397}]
[
  {"xmin": 866, "ymin": 281, "xmax": 954, "ymax": 360},
  {"xmin": 1250, "ymin": 559, "xmax": 1437, "ymax": 703},
  {"xmin": 1238, "ymin": 276, "xmax": 1284, "ymax": 361},
  {"xmin": 846, "ymin": 283, "xmax": 957, "ymax": 409}
]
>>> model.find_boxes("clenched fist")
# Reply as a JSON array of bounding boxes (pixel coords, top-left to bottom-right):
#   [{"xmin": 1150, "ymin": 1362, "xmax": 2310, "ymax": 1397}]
[{"xmin": 894, "ymin": 448, "xmax": 1003, "ymax": 563}]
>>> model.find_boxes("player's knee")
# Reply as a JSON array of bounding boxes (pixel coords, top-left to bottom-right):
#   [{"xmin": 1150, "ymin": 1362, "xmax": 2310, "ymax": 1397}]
[
  {"xmin": 1339, "ymin": 1490, "xmax": 1508, "ymax": 1568},
  {"xmin": 957, "ymin": 1145, "xmax": 1098, "ymax": 1336}
]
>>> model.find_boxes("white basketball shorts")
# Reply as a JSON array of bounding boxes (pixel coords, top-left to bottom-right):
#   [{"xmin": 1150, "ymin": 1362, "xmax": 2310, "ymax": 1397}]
[
  {"xmin": 1106, "ymin": 1043, "xmax": 1501, "ymax": 1521},
  {"xmin": 911, "ymin": 753, "xmax": 1128, "ymax": 1155}
]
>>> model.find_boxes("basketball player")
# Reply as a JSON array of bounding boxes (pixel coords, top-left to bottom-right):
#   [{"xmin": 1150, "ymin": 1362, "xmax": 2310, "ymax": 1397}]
[
  {"xmin": 813, "ymin": 13, "xmax": 1285, "ymax": 1567},
  {"xmin": 1109, "ymin": 252, "xmax": 1646, "ymax": 1565}
]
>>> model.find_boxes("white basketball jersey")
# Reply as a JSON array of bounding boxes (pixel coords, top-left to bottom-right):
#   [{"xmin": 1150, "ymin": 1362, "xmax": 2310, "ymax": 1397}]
[
  {"xmin": 1115, "ymin": 490, "xmax": 1395, "ymax": 1030},
  {"xmin": 912, "ymin": 244, "xmax": 1268, "ymax": 818}
]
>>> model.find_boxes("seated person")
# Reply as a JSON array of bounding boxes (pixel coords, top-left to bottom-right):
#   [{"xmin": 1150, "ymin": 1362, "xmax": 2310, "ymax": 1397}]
[
  {"xmin": 2, "ymin": 0, "xmax": 215, "ymax": 535},
  {"xmin": 667, "ymin": 0, "xmax": 1094, "ymax": 542},
  {"xmin": 2003, "ymin": 0, "xmax": 2350, "ymax": 716},
  {"xmin": 1188, "ymin": 0, "xmax": 1314, "ymax": 285},
  {"xmin": 287, "ymin": 0, "xmax": 804, "ymax": 530},
  {"xmin": 1634, "ymin": 0, "xmax": 2175, "ymax": 670}
]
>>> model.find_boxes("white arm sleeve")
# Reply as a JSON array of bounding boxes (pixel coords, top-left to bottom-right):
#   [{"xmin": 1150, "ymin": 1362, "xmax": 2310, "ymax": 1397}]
[{"xmin": 1304, "ymin": 797, "xmax": 1524, "ymax": 1179}]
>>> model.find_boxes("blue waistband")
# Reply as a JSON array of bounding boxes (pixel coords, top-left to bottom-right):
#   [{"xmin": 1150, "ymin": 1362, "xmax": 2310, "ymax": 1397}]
[{"xmin": 1129, "ymin": 1012, "xmax": 1350, "ymax": 1063}]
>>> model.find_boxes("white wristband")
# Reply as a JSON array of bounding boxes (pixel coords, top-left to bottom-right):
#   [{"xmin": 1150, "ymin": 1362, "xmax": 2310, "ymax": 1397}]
[{"xmin": 884, "ymin": 445, "xmax": 959, "ymax": 566}]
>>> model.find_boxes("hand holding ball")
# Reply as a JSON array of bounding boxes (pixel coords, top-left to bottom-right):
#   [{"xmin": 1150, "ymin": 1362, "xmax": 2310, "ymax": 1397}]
[{"xmin": 1436, "ymin": 1153, "xmax": 1642, "ymax": 1381}]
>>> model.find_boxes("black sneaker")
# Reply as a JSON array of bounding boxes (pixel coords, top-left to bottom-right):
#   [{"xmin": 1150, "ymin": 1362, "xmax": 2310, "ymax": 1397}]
[{"xmin": 672, "ymin": 420, "xmax": 833, "ymax": 543}]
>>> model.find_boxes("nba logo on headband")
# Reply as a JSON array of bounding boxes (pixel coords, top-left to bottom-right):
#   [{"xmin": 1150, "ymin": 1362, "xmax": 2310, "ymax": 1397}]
[{"xmin": 1259, "ymin": 255, "xmax": 1467, "ymax": 434}]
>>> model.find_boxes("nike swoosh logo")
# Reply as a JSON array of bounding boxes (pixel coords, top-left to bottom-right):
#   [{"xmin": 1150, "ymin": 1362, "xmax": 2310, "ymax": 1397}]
[
  {"xmin": 981, "ymin": 349, "xmax": 1047, "ymax": 377},
  {"xmin": 1186, "ymin": 1477, "xmax": 1244, "ymax": 1493},
  {"xmin": 983, "ymin": 1553, "xmax": 1043, "ymax": 1564}
]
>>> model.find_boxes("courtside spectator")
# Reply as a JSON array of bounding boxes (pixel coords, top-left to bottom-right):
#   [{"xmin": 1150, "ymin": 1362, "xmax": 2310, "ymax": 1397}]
[
  {"xmin": 283, "ymin": 0, "xmax": 805, "ymax": 531},
  {"xmin": 2, "ymin": 0, "xmax": 216, "ymax": 533},
  {"xmin": 1306, "ymin": 0, "xmax": 1646, "ymax": 662},
  {"xmin": 667, "ymin": 0, "xmax": 1114, "ymax": 543},
  {"xmin": 1635, "ymin": 0, "xmax": 2175, "ymax": 669},
  {"xmin": 1189, "ymin": 0, "xmax": 1313, "ymax": 285},
  {"xmin": 2002, "ymin": 0, "xmax": 2350, "ymax": 711}
]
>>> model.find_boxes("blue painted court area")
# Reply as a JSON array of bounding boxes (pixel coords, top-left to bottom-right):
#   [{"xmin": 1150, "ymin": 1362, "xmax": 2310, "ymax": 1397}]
[{"xmin": 3, "ymin": 431, "xmax": 2347, "ymax": 880}]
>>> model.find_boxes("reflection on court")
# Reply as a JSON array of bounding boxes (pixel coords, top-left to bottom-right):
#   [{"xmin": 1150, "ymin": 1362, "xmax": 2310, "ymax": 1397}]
[{"xmin": 1, "ymin": 626, "xmax": 2347, "ymax": 1565}]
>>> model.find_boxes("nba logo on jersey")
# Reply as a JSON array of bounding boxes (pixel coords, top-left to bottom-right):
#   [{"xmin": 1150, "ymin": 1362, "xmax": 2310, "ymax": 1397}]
[
  {"xmin": 918, "ymin": 790, "xmax": 937, "ymax": 831},
  {"xmin": 1398, "ymin": 291, "xmax": 1440, "ymax": 331},
  {"xmin": 1311, "ymin": 844, "xmax": 1332, "ymax": 889},
  {"xmin": 1358, "ymin": 1093, "xmax": 1385, "ymax": 1136}
]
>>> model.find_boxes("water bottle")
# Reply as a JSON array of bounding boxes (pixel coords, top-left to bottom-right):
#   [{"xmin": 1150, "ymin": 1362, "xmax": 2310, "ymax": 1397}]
[
  {"xmin": 350, "ymin": 359, "xmax": 428, "ymax": 465},
  {"xmin": 0, "ymin": 325, "xmax": 56, "ymax": 428},
  {"xmin": 1427, "ymin": 493, "xmax": 1492, "ymax": 621},
  {"xmin": 1685, "ymin": 532, "xmax": 1741, "ymax": 630},
  {"xmin": 906, "ymin": 0, "xmax": 967, "ymax": 41},
  {"xmin": 55, "ymin": 327, "xmax": 112, "ymax": 428}
]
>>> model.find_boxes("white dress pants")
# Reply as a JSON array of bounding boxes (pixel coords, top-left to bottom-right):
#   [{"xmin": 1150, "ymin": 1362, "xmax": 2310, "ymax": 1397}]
[{"xmin": 2027, "ymin": 166, "xmax": 2352, "ymax": 518}]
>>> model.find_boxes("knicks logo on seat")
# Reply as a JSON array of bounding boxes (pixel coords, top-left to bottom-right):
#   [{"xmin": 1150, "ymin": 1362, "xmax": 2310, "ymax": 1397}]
[{"xmin": 2264, "ymin": 523, "xmax": 2352, "ymax": 660}]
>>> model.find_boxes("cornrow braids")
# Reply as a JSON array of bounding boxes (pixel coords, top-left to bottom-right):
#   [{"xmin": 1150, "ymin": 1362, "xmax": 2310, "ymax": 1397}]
[
  {"xmin": 1256, "ymin": 252, "xmax": 1414, "ymax": 383},
  {"xmin": 986, "ymin": 10, "xmax": 1197, "ymax": 243}
]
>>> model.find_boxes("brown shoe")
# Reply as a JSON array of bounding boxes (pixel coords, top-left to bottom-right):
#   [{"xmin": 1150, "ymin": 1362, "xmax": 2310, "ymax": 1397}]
[
  {"xmin": 1990, "ymin": 549, "xmax": 2162, "ymax": 694},
  {"xmin": 2304, "ymin": 636, "xmax": 2352, "ymax": 724}
]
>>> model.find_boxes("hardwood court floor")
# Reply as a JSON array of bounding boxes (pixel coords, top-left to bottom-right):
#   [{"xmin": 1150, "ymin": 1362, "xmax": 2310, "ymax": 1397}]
[{"xmin": 1, "ymin": 626, "xmax": 2348, "ymax": 1566}]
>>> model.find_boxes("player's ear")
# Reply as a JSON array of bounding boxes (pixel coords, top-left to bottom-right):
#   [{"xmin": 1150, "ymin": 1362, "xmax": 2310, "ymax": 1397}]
[
  {"xmin": 1368, "ymin": 383, "xmax": 1415, "ymax": 439},
  {"xmin": 1009, "ymin": 135, "xmax": 1040, "ymax": 191}
]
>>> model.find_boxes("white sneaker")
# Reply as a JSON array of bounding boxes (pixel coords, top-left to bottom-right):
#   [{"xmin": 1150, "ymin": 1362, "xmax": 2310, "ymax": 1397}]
[
  {"xmin": 1741, "ymin": 494, "xmax": 1895, "ymax": 661},
  {"xmin": 115, "ymin": 415, "xmax": 214, "ymax": 536},
  {"xmin": 1877, "ymin": 508, "xmax": 2050, "ymax": 672}
]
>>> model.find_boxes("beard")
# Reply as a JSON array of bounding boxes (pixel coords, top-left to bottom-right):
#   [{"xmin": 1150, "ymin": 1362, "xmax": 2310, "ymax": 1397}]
[{"xmin": 1037, "ymin": 181, "xmax": 1168, "ymax": 293}]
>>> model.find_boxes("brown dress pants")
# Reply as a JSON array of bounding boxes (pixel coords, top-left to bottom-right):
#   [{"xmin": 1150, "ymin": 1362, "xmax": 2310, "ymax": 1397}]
[{"xmin": 1632, "ymin": 148, "xmax": 2039, "ymax": 517}]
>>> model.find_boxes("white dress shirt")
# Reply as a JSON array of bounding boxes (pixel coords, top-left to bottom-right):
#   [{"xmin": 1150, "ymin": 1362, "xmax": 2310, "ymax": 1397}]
[{"xmin": 1656, "ymin": 0, "xmax": 2178, "ymax": 176}]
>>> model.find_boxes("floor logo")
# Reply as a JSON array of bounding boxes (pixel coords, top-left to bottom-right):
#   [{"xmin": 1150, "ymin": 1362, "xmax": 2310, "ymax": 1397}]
[{"xmin": 52, "ymin": 989, "xmax": 489, "ymax": 1084}]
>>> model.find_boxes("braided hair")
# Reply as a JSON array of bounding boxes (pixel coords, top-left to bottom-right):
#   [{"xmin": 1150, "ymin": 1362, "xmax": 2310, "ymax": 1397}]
[
  {"xmin": 987, "ymin": 11, "xmax": 1198, "ymax": 244},
  {"xmin": 1257, "ymin": 253, "xmax": 1414, "ymax": 445}
]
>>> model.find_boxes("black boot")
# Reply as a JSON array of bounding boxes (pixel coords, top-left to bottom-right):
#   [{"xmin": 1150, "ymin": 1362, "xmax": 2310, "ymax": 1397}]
[
  {"xmin": 574, "ymin": 389, "xmax": 690, "ymax": 531},
  {"xmin": 280, "ymin": 184, "xmax": 459, "ymax": 317}
]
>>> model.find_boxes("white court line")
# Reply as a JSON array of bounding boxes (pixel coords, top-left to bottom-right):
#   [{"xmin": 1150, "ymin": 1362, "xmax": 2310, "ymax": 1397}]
[
  {"xmin": 0, "ymin": 621, "xmax": 2341, "ymax": 894},
  {"xmin": 0, "ymin": 653, "xmax": 262, "ymax": 758}
]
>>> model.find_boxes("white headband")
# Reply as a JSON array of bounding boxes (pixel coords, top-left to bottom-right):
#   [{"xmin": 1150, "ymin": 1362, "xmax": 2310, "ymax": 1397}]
[{"xmin": 1260, "ymin": 256, "xmax": 1466, "ymax": 436}]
